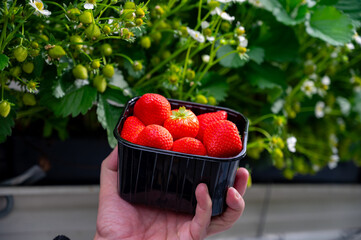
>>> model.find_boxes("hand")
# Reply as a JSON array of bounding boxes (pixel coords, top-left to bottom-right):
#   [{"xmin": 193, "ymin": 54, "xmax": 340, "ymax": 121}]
[{"xmin": 94, "ymin": 146, "xmax": 248, "ymax": 240}]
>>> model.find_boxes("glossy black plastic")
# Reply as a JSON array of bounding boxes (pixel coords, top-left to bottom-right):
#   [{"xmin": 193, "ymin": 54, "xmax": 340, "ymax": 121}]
[{"xmin": 113, "ymin": 97, "xmax": 249, "ymax": 216}]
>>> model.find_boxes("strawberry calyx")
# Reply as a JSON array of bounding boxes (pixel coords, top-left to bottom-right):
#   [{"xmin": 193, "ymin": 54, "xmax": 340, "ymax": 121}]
[{"xmin": 170, "ymin": 106, "xmax": 192, "ymax": 120}]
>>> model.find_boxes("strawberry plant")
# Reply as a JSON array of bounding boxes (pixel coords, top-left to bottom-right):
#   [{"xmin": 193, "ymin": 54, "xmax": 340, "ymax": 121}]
[{"xmin": 0, "ymin": 0, "xmax": 361, "ymax": 180}]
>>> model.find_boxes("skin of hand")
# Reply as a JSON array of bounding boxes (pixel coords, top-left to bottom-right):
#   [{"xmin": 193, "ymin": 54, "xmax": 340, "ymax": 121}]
[{"xmin": 94, "ymin": 146, "xmax": 249, "ymax": 240}]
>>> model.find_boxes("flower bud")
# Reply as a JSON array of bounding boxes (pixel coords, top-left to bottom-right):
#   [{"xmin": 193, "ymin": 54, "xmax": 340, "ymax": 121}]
[
  {"xmin": 132, "ymin": 61, "xmax": 143, "ymax": 71},
  {"xmin": 140, "ymin": 36, "xmax": 151, "ymax": 49}
]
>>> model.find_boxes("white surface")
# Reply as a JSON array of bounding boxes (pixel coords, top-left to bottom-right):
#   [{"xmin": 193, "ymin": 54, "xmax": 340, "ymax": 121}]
[{"xmin": 0, "ymin": 184, "xmax": 360, "ymax": 240}]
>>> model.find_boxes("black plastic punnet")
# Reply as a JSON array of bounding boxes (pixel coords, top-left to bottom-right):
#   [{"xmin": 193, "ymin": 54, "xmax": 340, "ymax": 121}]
[{"xmin": 114, "ymin": 97, "xmax": 249, "ymax": 216}]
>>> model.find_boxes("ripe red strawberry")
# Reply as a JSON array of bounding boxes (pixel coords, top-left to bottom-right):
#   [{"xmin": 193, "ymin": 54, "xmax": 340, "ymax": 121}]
[
  {"xmin": 172, "ymin": 137, "xmax": 206, "ymax": 156},
  {"xmin": 196, "ymin": 110, "xmax": 227, "ymax": 141},
  {"xmin": 163, "ymin": 106, "xmax": 199, "ymax": 140},
  {"xmin": 120, "ymin": 116, "xmax": 145, "ymax": 143},
  {"xmin": 134, "ymin": 93, "xmax": 171, "ymax": 126},
  {"xmin": 136, "ymin": 124, "xmax": 173, "ymax": 150},
  {"xmin": 203, "ymin": 120, "xmax": 242, "ymax": 158}
]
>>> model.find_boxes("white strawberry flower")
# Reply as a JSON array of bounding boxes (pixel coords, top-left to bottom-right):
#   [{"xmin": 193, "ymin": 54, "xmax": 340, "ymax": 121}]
[
  {"xmin": 238, "ymin": 36, "xmax": 248, "ymax": 47},
  {"xmin": 211, "ymin": 7, "xmax": 235, "ymax": 22},
  {"xmin": 301, "ymin": 80, "xmax": 317, "ymax": 97},
  {"xmin": 353, "ymin": 32, "xmax": 361, "ymax": 46},
  {"xmin": 29, "ymin": 0, "xmax": 51, "ymax": 16},
  {"xmin": 315, "ymin": 101, "xmax": 325, "ymax": 118},
  {"xmin": 328, "ymin": 154, "xmax": 339, "ymax": 169},
  {"xmin": 187, "ymin": 28, "xmax": 205, "ymax": 43},
  {"xmin": 202, "ymin": 54, "xmax": 210, "ymax": 63},
  {"xmin": 286, "ymin": 136, "xmax": 297, "ymax": 153}
]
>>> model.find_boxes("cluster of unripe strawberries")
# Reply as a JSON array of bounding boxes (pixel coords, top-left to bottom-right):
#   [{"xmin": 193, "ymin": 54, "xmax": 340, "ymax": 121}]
[{"xmin": 120, "ymin": 93, "xmax": 243, "ymax": 158}]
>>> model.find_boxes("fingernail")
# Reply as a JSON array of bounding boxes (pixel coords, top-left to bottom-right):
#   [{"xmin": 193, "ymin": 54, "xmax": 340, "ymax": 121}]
[{"xmin": 235, "ymin": 189, "xmax": 241, "ymax": 199}]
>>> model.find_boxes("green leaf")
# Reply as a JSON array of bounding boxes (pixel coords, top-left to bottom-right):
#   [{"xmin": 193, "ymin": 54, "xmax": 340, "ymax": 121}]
[
  {"xmin": 97, "ymin": 94, "xmax": 123, "ymax": 147},
  {"xmin": 247, "ymin": 63, "xmax": 287, "ymax": 90},
  {"xmin": 49, "ymin": 85, "xmax": 97, "ymax": 117},
  {"xmin": 216, "ymin": 45, "xmax": 247, "ymax": 68},
  {"xmin": 0, "ymin": 54, "xmax": 9, "ymax": 70},
  {"xmin": 0, "ymin": 110, "xmax": 15, "ymax": 143},
  {"xmin": 33, "ymin": 56, "xmax": 44, "ymax": 78},
  {"xmin": 335, "ymin": 0, "xmax": 361, "ymax": 22},
  {"xmin": 108, "ymin": 69, "xmax": 128, "ymax": 90},
  {"xmin": 260, "ymin": 0, "xmax": 308, "ymax": 25},
  {"xmin": 248, "ymin": 47, "xmax": 265, "ymax": 65},
  {"xmin": 306, "ymin": 6, "xmax": 354, "ymax": 46},
  {"xmin": 200, "ymin": 72, "xmax": 229, "ymax": 102},
  {"xmin": 255, "ymin": 16, "xmax": 300, "ymax": 62}
]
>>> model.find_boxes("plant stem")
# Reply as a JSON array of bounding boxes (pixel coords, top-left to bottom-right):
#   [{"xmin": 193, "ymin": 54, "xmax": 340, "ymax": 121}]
[
  {"xmin": 197, "ymin": 0, "xmax": 203, "ymax": 26},
  {"xmin": 44, "ymin": 1, "xmax": 67, "ymax": 13},
  {"xmin": 16, "ymin": 106, "xmax": 46, "ymax": 119},
  {"xmin": 251, "ymin": 113, "xmax": 275, "ymax": 126},
  {"xmin": 113, "ymin": 53, "xmax": 133, "ymax": 65},
  {"xmin": 249, "ymin": 126, "xmax": 272, "ymax": 139},
  {"xmin": 179, "ymin": 42, "xmax": 194, "ymax": 100},
  {"xmin": 0, "ymin": 12, "xmax": 9, "ymax": 53}
]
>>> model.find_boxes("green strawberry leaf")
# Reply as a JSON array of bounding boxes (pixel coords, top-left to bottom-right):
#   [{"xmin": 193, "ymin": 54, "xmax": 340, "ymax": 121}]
[
  {"xmin": 200, "ymin": 72, "xmax": 229, "ymax": 102},
  {"xmin": 335, "ymin": 0, "xmax": 361, "ymax": 22},
  {"xmin": 108, "ymin": 69, "xmax": 128, "ymax": 90},
  {"xmin": 49, "ymin": 85, "xmax": 97, "ymax": 117},
  {"xmin": 247, "ymin": 62, "xmax": 287, "ymax": 90},
  {"xmin": 306, "ymin": 6, "xmax": 354, "ymax": 46},
  {"xmin": 0, "ymin": 54, "xmax": 9, "ymax": 70},
  {"xmin": 97, "ymin": 93, "xmax": 123, "ymax": 147},
  {"xmin": 248, "ymin": 47, "xmax": 265, "ymax": 65},
  {"xmin": 33, "ymin": 56, "xmax": 44, "ymax": 78},
  {"xmin": 255, "ymin": 19, "xmax": 300, "ymax": 62},
  {"xmin": 0, "ymin": 110, "xmax": 15, "ymax": 143},
  {"xmin": 216, "ymin": 45, "xmax": 247, "ymax": 68},
  {"xmin": 260, "ymin": 0, "xmax": 308, "ymax": 26}
]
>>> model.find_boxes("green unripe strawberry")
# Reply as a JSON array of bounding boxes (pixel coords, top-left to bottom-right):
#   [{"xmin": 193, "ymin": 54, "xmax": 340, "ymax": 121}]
[
  {"xmin": 132, "ymin": 61, "xmax": 142, "ymax": 71},
  {"xmin": 72, "ymin": 64, "xmax": 88, "ymax": 79},
  {"xmin": 155, "ymin": 5, "xmax": 164, "ymax": 15},
  {"xmin": 168, "ymin": 74, "xmax": 179, "ymax": 83},
  {"xmin": 14, "ymin": 46, "xmax": 28, "ymax": 62},
  {"xmin": 195, "ymin": 94, "xmax": 208, "ymax": 104},
  {"xmin": 208, "ymin": 96, "xmax": 216, "ymax": 105},
  {"xmin": 186, "ymin": 69, "xmax": 195, "ymax": 80},
  {"xmin": 283, "ymin": 169, "xmax": 294, "ymax": 180},
  {"xmin": 140, "ymin": 36, "xmax": 151, "ymax": 49},
  {"xmin": 67, "ymin": 8, "xmax": 81, "ymax": 20},
  {"xmin": 102, "ymin": 64, "xmax": 114, "ymax": 78},
  {"xmin": 79, "ymin": 11, "xmax": 93, "ymax": 24},
  {"xmin": 39, "ymin": 34, "xmax": 49, "ymax": 42},
  {"xmin": 10, "ymin": 66, "xmax": 22, "ymax": 77},
  {"xmin": 221, "ymin": 22, "xmax": 231, "ymax": 32},
  {"xmin": 91, "ymin": 59, "xmax": 101, "ymax": 69},
  {"xmin": 208, "ymin": 0, "xmax": 220, "ymax": 9},
  {"xmin": 70, "ymin": 35, "xmax": 84, "ymax": 50},
  {"xmin": 103, "ymin": 25, "xmax": 111, "ymax": 34},
  {"xmin": 135, "ymin": 8, "xmax": 145, "ymax": 17},
  {"xmin": 135, "ymin": 18, "xmax": 143, "ymax": 26},
  {"xmin": 85, "ymin": 24, "xmax": 101, "ymax": 40},
  {"xmin": 29, "ymin": 49, "xmax": 40, "ymax": 57},
  {"xmin": 100, "ymin": 43, "xmax": 112, "ymax": 56},
  {"xmin": 31, "ymin": 41, "xmax": 39, "ymax": 49},
  {"xmin": 93, "ymin": 75, "xmax": 107, "ymax": 93},
  {"xmin": 150, "ymin": 31, "xmax": 162, "ymax": 42},
  {"xmin": 123, "ymin": 9, "xmax": 135, "ymax": 21},
  {"xmin": 0, "ymin": 100, "xmax": 11, "ymax": 118},
  {"xmin": 124, "ymin": 1, "xmax": 135, "ymax": 9},
  {"xmin": 22, "ymin": 93, "xmax": 36, "ymax": 106},
  {"xmin": 203, "ymin": 28, "xmax": 212, "ymax": 37},
  {"xmin": 48, "ymin": 46, "xmax": 66, "ymax": 59},
  {"xmin": 272, "ymin": 148, "xmax": 284, "ymax": 169},
  {"xmin": 162, "ymin": 50, "xmax": 171, "ymax": 60},
  {"xmin": 22, "ymin": 62, "xmax": 34, "ymax": 74}
]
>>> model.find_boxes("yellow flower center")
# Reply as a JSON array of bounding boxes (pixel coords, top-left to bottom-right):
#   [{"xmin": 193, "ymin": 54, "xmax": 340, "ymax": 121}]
[{"xmin": 35, "ymin": 1, "xmax": 44, "ymax": 10}]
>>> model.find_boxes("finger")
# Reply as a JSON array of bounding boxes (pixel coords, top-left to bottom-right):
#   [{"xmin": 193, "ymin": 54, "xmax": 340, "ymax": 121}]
[
  {"xmin": 233, "ymin": 168, "xmax": 249, "ymax": 196},
  {"xmin": 190, "ymin": 183, "xmax": 212, "ymax": 240},
  {"xmin": 207, "ymin": 187, "xmax": 245, "ymax": 236},
  {"xmin": 100, "ymin": 146, "xmax": 119, "ymax": 196},
  {"xmin": 102, "ymin": 146, "xmax": 119, "ymax": 172}
]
